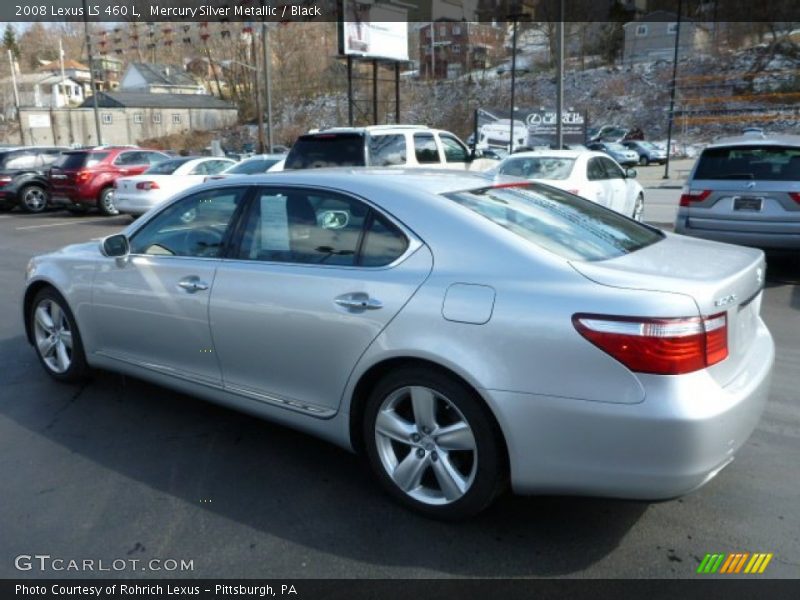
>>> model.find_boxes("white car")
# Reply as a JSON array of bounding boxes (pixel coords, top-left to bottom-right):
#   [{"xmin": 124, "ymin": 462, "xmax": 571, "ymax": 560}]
[
  {"xmin": 114, "ymin": 157, "xmax": 236, "ymax": 216},
  {"xmin": 488, "ymin": 150, "xmax": 645, "ymax": 220},
  {"xmin": 213, "ymin": 154, "xmax": 286, "ymax": 178}
]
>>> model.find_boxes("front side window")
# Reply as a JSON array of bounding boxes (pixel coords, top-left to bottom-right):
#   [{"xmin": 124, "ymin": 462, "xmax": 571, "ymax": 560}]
[
  {"xmin": 368, "ymin": 134, "xmax": 407, "ymax": 166},
  {"xmin": 129, "ymin": 187, "xmax": 246, "ymax": 258},
  {"xmin": 414, "ymin": 133, "xmax": 440, "ymax": 164},
  {"xmin": 587, "ymin": 158, "xmax": 607, "ymax": 181},
  {"xmin": 439, "ymin": 134, "xmax": 470, "ymax": 163},
  {"xmin": 236, "ymin": 188, "xmax": 408, "ymax": 268},
  {"xmin": 444, "ymin": 184, "xmax": 663, "ymax": 261},
  {"xmin": 600, "ymin": 157, "xmax": 625, "ymax": 179}
]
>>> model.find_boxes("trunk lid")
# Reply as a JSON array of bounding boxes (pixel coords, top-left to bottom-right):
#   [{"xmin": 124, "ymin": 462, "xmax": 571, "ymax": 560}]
[{"xmin": 570, "ymin": 233, "xmax": 766, "ymax": 386}]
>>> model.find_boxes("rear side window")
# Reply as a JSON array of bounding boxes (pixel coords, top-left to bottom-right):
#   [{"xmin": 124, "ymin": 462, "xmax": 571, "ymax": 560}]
[
  {"xmin": 413, "ymin": 133, "xmax": 440, "ymax": 164},
  {"xmin": 360, "ymin": 214, "xmax": 409, "ymax": 267},
  {"xmin": 368, "ymin": 134, "xmax": 407, "ymax": 166},
  {"xmin": 694, "ymin": 145, "xmax": 800, "ymax": 181},
  {"xmin": 55, "ymin": 152, "xmax": 109, "ymax": 169},
  {"xmin": 285, "ymin": 134, "xmax": 366, "ymax": 169},
  {"xmin": 444, "ymin": 183, "xmax": 663, "ymax": 261},
  {"xmin": 145, "ymin": 158, "xmax": 193, "ymax": 174}
]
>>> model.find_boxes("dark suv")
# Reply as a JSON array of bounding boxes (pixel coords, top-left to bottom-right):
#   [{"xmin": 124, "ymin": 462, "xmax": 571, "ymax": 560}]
[
  {"xmin": 0, "ymin": 147, "xmax": 66, "ymax": 213},
  {"xmin": 48, "ymin": 147, "xmax": 169, "ymax": 215}
]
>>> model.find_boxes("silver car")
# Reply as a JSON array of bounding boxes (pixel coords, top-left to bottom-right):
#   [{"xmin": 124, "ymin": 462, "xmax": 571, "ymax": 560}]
[
  {"xmin": 675, "ymin": 134, "xmax": 800, "ymax": 249},
  {"xmin": 24, "ymin": 170, "xmax": 773, "ymax": 519}
]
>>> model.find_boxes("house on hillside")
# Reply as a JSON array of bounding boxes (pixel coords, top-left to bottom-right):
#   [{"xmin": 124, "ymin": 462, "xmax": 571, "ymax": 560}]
[
  {"xmin": 623, "ymin": 10, "xmax": 710, "ymax": 64},
  {"xmin": 18, "ymin": 91, "xmax": 237, "ymax": 146},
  {"xmin": 419, "ymin": 21, "xmax": 505, "ymax": 79},
  {"xmin": 119, "ymin": 63, "xmax": 206, "ymax": 95}
]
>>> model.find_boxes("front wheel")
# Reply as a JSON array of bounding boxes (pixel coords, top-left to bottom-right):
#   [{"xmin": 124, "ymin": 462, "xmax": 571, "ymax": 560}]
[
  {"xmin": 98, "ymin": 187, "xmax": 119, "ymax": 216},
  {"xmin": 29, "ymin": 288, "xmax": 89, "ymax": 383},
  {"xmin": 632, "ymin": 193, "xmax": 644, "ymax": 222},
  {"xmin": 19, "ymin": 185, "xmax": 49, "ymax": 213},
  {"xmin": 639, "ymin": 155, "xmax": 650, "ymax": 167},
  {"xmin": 363, "ymin": 367, "xmax": 506, "ymax": 519}
]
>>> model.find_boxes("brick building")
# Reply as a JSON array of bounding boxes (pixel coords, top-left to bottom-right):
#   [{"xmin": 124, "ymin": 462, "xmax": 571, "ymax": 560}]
[{"xmin": 419, "ymin": 22, "xmax": 506, "ymax": 79}]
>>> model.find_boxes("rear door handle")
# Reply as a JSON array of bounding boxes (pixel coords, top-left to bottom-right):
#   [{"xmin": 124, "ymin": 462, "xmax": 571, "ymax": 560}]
[
  {"xmin": 335, "ymin": 294, "xmax": 383, "ymax": 310},
  {"xmin": 177, "ymin": 277, "xmax": 209, "ymax": 293}
]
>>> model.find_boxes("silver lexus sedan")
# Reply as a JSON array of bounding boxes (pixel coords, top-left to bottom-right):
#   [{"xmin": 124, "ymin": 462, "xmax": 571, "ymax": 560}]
[{"xmin": 23, "ymin": 170, "xmax": 774, "ymax": 519}]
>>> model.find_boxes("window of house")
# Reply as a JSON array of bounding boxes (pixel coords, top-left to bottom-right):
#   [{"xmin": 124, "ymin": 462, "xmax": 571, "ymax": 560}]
[
  {"xmin": 636, "ymin": 25, "xmax": 648, "ymax": 37},
  {"xmin": 133, "ymin": 113, "xmax": 144, "ymax": 124},
  {"xmin": 152, "ymin": 113, "xmax": 162, "ymax": 124},
  {"xmin": 172, "ymin": 114, "xmax": 182, "ymax": 125},
  {"xmin": 667, "ymin": 22, "xmax": 679, "ymax": 34},
  {"xmin": 439, "ymin": 25, "xmax": 447, "ymax": 36},
  {"xmin": 101, "ymin": 113, "xmax": 112, "ymax": 125},
  {"xmin": 453, "ymin": 25, "xmax": 461, "ymax": 35}
]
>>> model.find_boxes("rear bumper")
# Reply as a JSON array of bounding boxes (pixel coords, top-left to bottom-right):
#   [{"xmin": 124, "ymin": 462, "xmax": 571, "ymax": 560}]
[
  {"xmin": 484, "ymin": 320, "xmax": 774, "ymax": 499},
  {"xmin": 676, "ymin": 219, "xmax": 800, "ymax": 249},
  {"xmin": 114, "ymin": 193, "xmax": 160, "ymax": 216}
]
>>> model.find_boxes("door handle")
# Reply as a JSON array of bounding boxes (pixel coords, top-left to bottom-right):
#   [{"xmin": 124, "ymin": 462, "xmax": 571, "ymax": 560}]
[
  {"xmin": 177, "ymin": 277, "xmax": 209, "ymax": 293},
  {"xmin": 335, "ymin": 294, "xmax": 383, "ymax": 311}
]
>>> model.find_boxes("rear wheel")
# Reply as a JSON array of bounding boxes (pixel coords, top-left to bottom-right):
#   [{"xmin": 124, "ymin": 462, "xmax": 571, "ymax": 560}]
[
  {"xmin": 632, "ymin": 193, "xmax": 644, "ymax": 221},
  {"xmin": 19, "ymin": 185, "xmax": 49, "ymax": 213},
  {"xmin": 98, "ymin": 187, "xmax": 118, "ymax": 216},
  {"xmin": 29, "ymin": 288, "xmax": 89, "ymax": 383},
  {"xmin": 363, "ymin": 367, "xmax": 506, "ymax": 519},
  {"xmin": 639, "ymin": 155, "xmax": 650, "ymax": 167}
]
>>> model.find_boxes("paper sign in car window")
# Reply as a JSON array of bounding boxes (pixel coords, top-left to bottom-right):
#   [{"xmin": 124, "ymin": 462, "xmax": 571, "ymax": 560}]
[{"xmin": 260, "ymin": 194, "xmax": 290, "ymax": 251}]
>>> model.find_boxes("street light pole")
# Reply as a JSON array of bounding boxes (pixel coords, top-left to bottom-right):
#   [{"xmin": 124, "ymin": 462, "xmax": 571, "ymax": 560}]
[
  {"xmin": 508, "ymin": 8, "xmax": 529, "ymax": 154},
  {"xmin": 555, "ymin": 0, "xmax": 564, "ymax": 149},
  {"xmin": 81, "ymin": 0, "xmax": 102, "ymax": 145},
  {"xmin": 663, "ymin": 0, "xmax": 682, "ymax": 179}
]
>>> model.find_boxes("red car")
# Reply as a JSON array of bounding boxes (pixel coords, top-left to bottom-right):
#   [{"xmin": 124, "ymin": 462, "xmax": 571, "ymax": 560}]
[{"xmin": 48, "ymin": 147, "xmax": 169, "ymax": 215}]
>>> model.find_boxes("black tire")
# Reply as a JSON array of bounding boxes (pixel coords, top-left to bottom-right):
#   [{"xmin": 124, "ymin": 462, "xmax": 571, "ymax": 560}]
[
  {"xmin": 66, "ymin": 204, "xmax": 89, "ymax": 215},
  {"xmin": 29, "ymin": 287, "xmax": 90, "ymax": 383},
  {"xmin": 19, "ymin": 185, "xmax": 49, "ymax": 213},
  {"xmin": 639, "ymin": 156, "xmax": 650, "ymax": 166},
  {"xmin": 97, "ymin": 187, "xmax": 118, "ymax": 216},
  {"xmin": 363, "ymin": 366, "xmax": 507, "ymax": 520}
]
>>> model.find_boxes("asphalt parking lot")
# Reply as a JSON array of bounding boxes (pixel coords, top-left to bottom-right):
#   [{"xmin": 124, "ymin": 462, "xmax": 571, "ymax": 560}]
[{"xmin": 0, "ymin": 205, "xmax": 798, "ymax": 579}]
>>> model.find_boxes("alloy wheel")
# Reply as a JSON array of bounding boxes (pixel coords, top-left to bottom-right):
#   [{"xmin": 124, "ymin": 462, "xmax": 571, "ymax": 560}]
[
  {"xmin": 23, "ymin": 187, "xmax": 47, "ymax": 213},
  {"xmin": 33, "ymin": 299, "xmax": 73, "ymax": 374},
  {"xmin": 374, "ymin": 385, "xmax": 478, "ymax": 505}
]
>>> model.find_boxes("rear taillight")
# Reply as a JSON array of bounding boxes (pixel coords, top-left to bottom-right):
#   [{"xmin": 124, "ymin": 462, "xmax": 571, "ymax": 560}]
[
  {"xmin": 0, "ymin": 175, "xmax": 11, "ymax": 187},
  {"xmin": 573, "ymin": 312, "xmax": 728, "ymax": 375},
  {"xmin": 75, "ymin": 170, "xmax": 92, "ymax": 184},
  {"xmin": 679, "ymin": 189, "xmax": 711, "ymax": 207},
  {"xmin": 789, "ymin": 192, "xmax": 800, "ymax": 204},
  {"xmin": 136, "ymin": 181, "xmax": 159, "ymax": 190}
]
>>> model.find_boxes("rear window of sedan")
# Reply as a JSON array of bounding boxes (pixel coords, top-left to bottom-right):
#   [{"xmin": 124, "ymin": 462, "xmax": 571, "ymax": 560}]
[
  {"xmin": 496, "ymin": 157, "xmax": 575, "ymax": 180},
  {"xmin": 225, "ymin": 157, "xmax": 281, "ymax": 174},
  {"xmin": 444, "ymin": 183, "xmax": 663, "ymax": 261},
  {"xmin": 285, "ymin": 133, "xmax": 366, "ymax": 169},
  {"xmin": 694, "ymin": 145, "xmax": 800, "ymax": 181}
]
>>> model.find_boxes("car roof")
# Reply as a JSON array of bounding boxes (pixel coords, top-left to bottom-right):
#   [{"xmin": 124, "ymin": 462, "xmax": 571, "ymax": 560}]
[
  {"xmin": 305, "ymin": 125, "xmax": 433, "ymax": 135},
  {"xmin": 707, "ymin": 134, "xmax": 800, "ymax": 149},
  {"xmin": 218, "ymin": 168, "xmax": 498, "ymax": 196},
  {"xmin": 240, "ymin": 154, "xmax": 286, "ymax": 161},
  {"xmin": 504, "ymin": 150, "xmax": 584, "ymax": 159}
]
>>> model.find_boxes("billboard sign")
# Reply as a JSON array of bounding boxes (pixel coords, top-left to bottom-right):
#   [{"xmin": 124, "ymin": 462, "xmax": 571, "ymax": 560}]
[
  {"xmin": 339, "ymin": 0, "xmax": 409, "ymax": 61},
  {"xmin": 28, "ymin": 114, "xmax": 51, "ymax": 129},
  {"xmin": 477, "ymin": 108, "xmax": 586, "ymax": 148}
]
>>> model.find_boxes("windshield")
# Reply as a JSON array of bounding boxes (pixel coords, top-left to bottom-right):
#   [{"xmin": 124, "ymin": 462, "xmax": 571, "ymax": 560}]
[
  {"xmin": 55, "ymin": 152, "xmax": 109, "ymax": 169},
  {"xmin": 443, "ymin": 183, "xmax": 663, "ymax": 261},
  {"xmin": 145, "ymin": 158, "xmax": 193, "ymax": 175},
  {"xmin": 498, "ymin": 157, "xmax": 575, "ymax": 180},
  {"xmin": 226, "ymin": 158, "xmax": 280, "ymax": 174},
  {"xmin": 285, "ymin": 133, "xmax": 365, "ymax": 169},
  {"xmin": 694, "ymin": 145, "xmax": 800, "ymax": 181}
]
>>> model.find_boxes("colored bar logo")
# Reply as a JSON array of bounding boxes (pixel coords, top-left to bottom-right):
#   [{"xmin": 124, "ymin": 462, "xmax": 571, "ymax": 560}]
[{"xmin": 697, "ymin": 552, "xmax": 773, "ymax": 574}]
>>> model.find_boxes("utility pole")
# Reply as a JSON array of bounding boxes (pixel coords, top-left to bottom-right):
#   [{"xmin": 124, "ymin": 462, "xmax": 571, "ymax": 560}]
[
  {"xmin": 663, "ymin": 0, "xmax": 682, "ymax": 179},
  {"xmin": 508, "ymin": 6, "xmax": 529, "ymax": 154},
  {"xmin": 261, "ymin": 20, "xmax": 273, "ymax": 152},
  {"xmin": 59, "ymin": 39, "xmax": 75, "ymax": 145},
  {"xmin": 8, "ymin": 49, "xmax": 24, "ymax": 145},
  {"xmin": 82, "ymin": 0, "xmax": 102, "ymax": 145},
  {"xmin": 555, "ymin": 0, "xmax": 565, "ymax": 149},
  {"xmin": 251, "ymin": 33, "xmax": 265, "ymax": 154},
  {"xmin": 430, "ymin": 22, "xmax": 435, "ymax": 79}
]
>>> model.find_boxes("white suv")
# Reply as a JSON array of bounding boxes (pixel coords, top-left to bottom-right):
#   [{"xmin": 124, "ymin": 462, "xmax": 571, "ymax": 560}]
[{"xmin": 284, "ymin": 125, "xmax": 497, "ymax": 172}]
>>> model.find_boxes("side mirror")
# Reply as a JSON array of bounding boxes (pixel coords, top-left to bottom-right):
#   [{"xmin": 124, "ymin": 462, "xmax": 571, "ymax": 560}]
[
  {"xmin": 101, "ymin": 233, "xmax": 130, "ymax": 258},
  {"xmin": 625, "ymin": 168, "xmax": 638, "ymax": 179}
]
